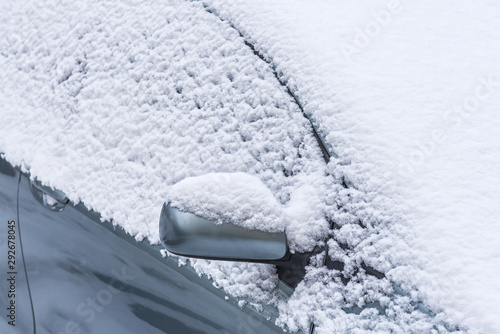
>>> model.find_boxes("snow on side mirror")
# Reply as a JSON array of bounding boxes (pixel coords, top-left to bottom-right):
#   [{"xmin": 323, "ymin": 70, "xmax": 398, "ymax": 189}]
[{"xmin": 159, "ymin": 172, "xmax": 289, "ymax": 262}]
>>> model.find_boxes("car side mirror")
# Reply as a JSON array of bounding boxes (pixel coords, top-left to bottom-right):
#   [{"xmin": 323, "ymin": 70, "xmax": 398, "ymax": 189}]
[{"xmin": 159, "ymin": 203, "xmax": 289, "ymax": 262}]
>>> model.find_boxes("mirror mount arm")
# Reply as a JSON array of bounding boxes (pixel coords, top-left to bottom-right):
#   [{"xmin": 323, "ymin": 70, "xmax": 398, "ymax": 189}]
[{"xmin": 272, "ymin": 246, "xmax": 324, "ymax": 289}]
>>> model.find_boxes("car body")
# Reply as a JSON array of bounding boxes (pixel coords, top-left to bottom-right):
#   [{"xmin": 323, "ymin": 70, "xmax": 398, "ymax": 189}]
[{"xmin": 0, "ymin": 157, "xmax": 298, "ymax": 334}]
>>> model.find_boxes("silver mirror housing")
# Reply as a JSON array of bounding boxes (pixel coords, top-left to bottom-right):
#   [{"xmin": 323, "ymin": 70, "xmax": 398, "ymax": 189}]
[{"xmin": 159, "ymin": 203, "xmax": 288, "ymax": 262}]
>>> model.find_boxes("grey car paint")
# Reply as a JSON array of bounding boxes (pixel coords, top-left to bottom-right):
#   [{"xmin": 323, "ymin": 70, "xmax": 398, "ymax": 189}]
[{"xmin": 0, "ymin": 157, "xmax": 293, "ymax": 334}]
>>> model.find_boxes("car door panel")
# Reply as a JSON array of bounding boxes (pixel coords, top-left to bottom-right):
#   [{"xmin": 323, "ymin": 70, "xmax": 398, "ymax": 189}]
[
  {"xmin": 15, "ymin": 172, "xmax": 285, "ymax": 334},
  {"xmin": 0, "ymin": 159, "xmax": 34, "ymax": 333}
]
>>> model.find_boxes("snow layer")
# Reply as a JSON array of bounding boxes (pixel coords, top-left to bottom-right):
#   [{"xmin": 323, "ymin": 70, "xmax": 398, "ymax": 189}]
[
  {"xmin": 169, "ymin": 172, "xmax": 286, "ymax": 232},
  {"xmin": 0, "ymin": 0, "xmax": 330, "ymax": 320},
  {"xmin": 1, "ymin": 0, "xmax": 499, "ymax": 333},
  {"xmin": 0, "ymin": 0, "xmax": 328, "ymax": 246},
  {"xmin": 202, "ymin": 1, "xmax": 500, "ymax": 333}
]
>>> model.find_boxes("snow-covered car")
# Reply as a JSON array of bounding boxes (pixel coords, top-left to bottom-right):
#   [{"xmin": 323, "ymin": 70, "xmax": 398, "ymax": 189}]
[{"xmin": 4, "ymin": 0, "xmax": 498, "ymax": 333}]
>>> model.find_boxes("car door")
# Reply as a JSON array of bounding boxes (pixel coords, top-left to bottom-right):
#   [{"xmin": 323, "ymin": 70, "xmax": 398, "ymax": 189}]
[
  {"xmin": 0, "ymin": 159, "xmax": 34, "ymax": 333},
  {"xmin": 9, "ymin": 166, "xmax": 289, "ymax": 334}
]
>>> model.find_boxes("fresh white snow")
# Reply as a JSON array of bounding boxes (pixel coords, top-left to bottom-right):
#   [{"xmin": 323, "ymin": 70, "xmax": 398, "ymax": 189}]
[
  {"xmin": 1, "ymin": 0, "xmax": 499, "ymax": 333},
  {"xmin": 202, "ymin": 1, "xmax": 500, "ymax": 333},
  {"xmin": 169, "ymin": 172, "xmax": 287, "ymax": 233}
]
